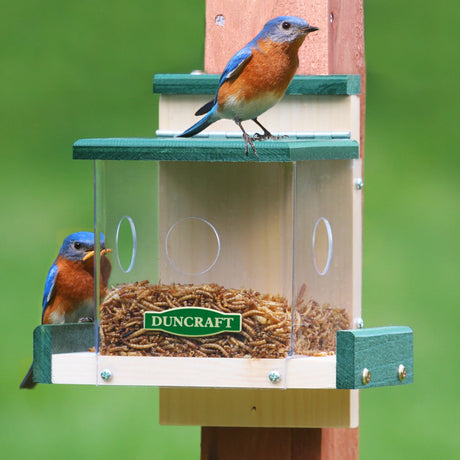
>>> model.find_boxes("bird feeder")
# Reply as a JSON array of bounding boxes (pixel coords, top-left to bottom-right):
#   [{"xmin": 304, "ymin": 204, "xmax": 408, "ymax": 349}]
[{"xmin": 30, "ymin": 1, "xmax": 413, "ymax": 455}]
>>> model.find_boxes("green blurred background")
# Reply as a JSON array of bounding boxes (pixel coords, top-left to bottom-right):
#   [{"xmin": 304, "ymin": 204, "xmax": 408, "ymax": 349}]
[{"xmin": 1, "ymin": 1, "xmax": 458, "ymax": 458}]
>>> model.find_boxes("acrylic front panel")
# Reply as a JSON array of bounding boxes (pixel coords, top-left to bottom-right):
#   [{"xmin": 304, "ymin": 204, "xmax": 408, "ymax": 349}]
[
  {"xmin": 95, "ymin": 159, "xmax": 159, "ymax": 291},
  {"xmin": 293, "ymin": 159, "xmax": 359, "ymax": 355},
  {"xmin": 95, "ymin": 158, "xmax": 358, "ymax": 361}
]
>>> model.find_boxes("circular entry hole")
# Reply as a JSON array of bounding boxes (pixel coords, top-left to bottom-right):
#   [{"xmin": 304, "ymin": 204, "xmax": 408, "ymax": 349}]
[
  {"xmin": 165, "ymin": 217, "xmax": 221, "ymax": 276},
  {"xmin": 116, "ymin": 216, "xmax": 137, "ymax": 273},
  {"xmin": 312, "ymin": 217, "xmax": 333, "ymax": 276}
]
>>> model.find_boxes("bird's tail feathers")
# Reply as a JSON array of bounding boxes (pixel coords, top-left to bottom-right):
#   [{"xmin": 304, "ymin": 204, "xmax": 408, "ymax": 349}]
[
  {"xmin": 19, "ymin": 364, "xmax": 37, "ymax": 389},
  {"xmin": 195, "ymin": 99, "xmax": 214, "ymax": 116},
  {"xmin": 177, "ymin": 106, "xmax": 220, "ymax": 138}
]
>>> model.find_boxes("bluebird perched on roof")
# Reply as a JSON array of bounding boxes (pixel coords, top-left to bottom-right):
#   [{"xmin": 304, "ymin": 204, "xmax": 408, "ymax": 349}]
[
  {"xmin": 178, "ymin": 16, "xmax": 318, "ymax": 155},
  {"xmin": 20, "ymin": 232, "xmax": 112, "ymax": 389}
]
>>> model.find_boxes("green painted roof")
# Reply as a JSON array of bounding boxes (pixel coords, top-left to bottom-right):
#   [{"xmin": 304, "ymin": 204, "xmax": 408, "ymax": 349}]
[
  {"xmin": 73, "ymin": 137, "xmax": 359, "ymax": 162},
  {"xmin": 153, "ymin": 74, "xmax": 361, "ymax": 96}
]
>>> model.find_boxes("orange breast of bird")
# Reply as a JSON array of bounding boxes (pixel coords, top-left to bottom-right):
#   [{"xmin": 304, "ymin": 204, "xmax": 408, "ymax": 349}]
[
  {"xmin": 217, "ymin": 36, "xmax": 305, "ymax": 120},
  {"xmin": 42, "ymin": 256, "xmax": 111, "ymax": 324}
]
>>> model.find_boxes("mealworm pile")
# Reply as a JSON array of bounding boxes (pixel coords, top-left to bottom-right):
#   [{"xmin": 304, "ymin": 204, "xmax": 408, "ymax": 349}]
[
  {"xmin": 293, "ymin": 284, "xmax": 350, "ymax": 356},
  {"xmin": 99, "ymin": 281, "xmax": 349, "ymax": 358}
]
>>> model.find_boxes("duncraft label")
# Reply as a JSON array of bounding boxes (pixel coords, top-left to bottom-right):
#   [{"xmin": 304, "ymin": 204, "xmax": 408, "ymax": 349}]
[{"xmin": 144, "ymin": 307, "xmax": 242, "ymax": 337}]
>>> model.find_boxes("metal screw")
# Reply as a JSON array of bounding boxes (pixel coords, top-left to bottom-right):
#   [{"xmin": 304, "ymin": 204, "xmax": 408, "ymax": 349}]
[
  {"xmin": 355, "ymin": 178, "xmax": 364, "ymax": 190},
  {"xmin": 398, "ymin": 364, "xmax": 407, "ymax": 382},
  {"xmin": 268, "ymin": 370, "xmax": 281, "ymax": 384},
  {"xmin": 362, "ymin": 368, "xmax": 371, "ymax": 385},
  {"xmin": 215, "ymin": 14, "xmax": 225, "ymax": 26},
  {"xmin": 330, "ymin": 12, "xmax": 334, "ymax": 23},
  {"xmin": 100, "ymin": 368, "xmax": 112, "ymax": 382},
  {"xmin": 355, "ymin": 317, "xmax": 364, "ymax": 329}
]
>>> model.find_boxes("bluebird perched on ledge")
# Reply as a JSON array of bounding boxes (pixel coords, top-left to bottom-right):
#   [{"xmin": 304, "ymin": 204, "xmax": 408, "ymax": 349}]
[
  {"xmin": 20, "ymin": 232, "xmax": 112, "ymax": 389},
  {"xmin": 178, "ymin": 16, "xmax": 318, "ymax": 155}
]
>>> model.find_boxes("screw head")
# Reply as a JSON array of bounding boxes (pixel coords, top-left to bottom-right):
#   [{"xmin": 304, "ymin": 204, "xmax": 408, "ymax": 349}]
[
  {"xmin": 215, "ymin": 14, "xmax": 225, "ymax": 26},
  {"xmin": 355, "ymin": 178, "xmax": 364, "ymax": 190},
  {"xmin": 268, "ymin": 370, "xmax": 281, "ymax": 384},
  {"xmin": 355, "ymin": 317, "xmax": 364, "ymax": 329},
  {"xmin": 100, "ymin": 368, "xmax": 112, "ymax": 382},
  {"xmin": 362, "ymin": 368, "xmax": 371, "ymax": 385},
  {"xmin": 398, "ymin": 364, "xmax": 407, "ymax": 382}
]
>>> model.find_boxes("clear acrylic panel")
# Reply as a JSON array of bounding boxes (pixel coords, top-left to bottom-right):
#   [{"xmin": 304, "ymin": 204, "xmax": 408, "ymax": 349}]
[
  {"xmin": 95, "ymin": 158, "xmax": 356, "ymax": 367},
  {"xmin": 293, "ymin": 160, "xmax": 355, "ymax": 356}
]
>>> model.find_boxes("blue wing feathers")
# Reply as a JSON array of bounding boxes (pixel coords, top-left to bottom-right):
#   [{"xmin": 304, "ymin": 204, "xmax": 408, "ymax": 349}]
[
  {"xmin": 219, "ymin": 45, "xmax": 253, "ymax": 85},
  {"xmin": 193, "ymin": 47, "xmax": 253, "ymax": 117},
  {"xmin": 42, "ymin": 262, "xmax": 58, "ymax": 318}
]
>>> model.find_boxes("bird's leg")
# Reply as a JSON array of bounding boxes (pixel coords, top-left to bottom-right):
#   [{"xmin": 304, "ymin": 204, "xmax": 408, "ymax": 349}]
[
  {"xmin": 235, "ymin": 119, "xmax": 258, "ymax": 157},
  {"xmin": 252, "ymin": 118, "xmax": 287, "ymax": 140}
]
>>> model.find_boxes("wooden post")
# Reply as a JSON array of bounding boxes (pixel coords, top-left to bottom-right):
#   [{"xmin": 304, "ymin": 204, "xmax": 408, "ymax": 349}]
[
  {"xmin": 201, "ymin": 427, "xmax": 359, "ymax": 460},
  {"xmin": 200, "ymin": 1, "xmax": 365, "ymax": 458}
]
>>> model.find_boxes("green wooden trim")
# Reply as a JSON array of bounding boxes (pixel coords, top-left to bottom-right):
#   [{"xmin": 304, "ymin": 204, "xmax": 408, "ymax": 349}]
[
  {"xmin": 336, "ymin": 326, "xmax": 414, "ymax": 389},
  {"xmin": 153, "ymin": 74, "xmax": 361, "ymax": 95},
  {"xmin": 32, "ymin": 323, "xmax": 95, "ymax": 384},
  {"xmin": 32, "ymin": 325, "xmax": 52, "ymax": 384},
  {"xmin": 73, "ymin": 137, "xmax": 359, "ymax": 162}
]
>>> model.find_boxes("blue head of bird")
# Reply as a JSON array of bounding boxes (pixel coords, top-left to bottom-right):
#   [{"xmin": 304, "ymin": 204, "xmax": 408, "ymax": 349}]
[
  {"xmin": 260, "ymin": 16, "xmax": 318, "ymax": 44},
  {"xmin": 59, "ymin": 231, "xmax": 109, "ymax": 262}
]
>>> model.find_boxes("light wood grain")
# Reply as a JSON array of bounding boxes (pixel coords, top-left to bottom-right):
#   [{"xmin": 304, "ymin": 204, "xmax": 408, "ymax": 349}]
[
  {"xmin": 160, "ymin": 387, "xmax": 359, "ymax": 428},
  {"xmin": 51, "ymin": 353, "xmax": 337, "ymax": 389},
  {"xmin": 159, "ymin": 162, "xmax": 294, "ymax": 298},
  {"xmin": 52, "ymin": 352, "xmax": 97, "ymax": 385},
  {"xmin": 159, "ymin": 94, "xmax": 360, "ymax": 139}
]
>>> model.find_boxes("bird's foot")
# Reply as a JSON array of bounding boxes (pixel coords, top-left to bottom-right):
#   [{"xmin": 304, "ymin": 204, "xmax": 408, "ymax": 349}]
[
  {"xmin": 253, "ymin": 132, "xmax": 288, "ymax": 141},
  {"xmin": 243, "ymin": 132, "xmax": 258, "ymax": 157},
  {"xmin": 78, "ymin": 316, "xmax": 94, "ymax": 323}
]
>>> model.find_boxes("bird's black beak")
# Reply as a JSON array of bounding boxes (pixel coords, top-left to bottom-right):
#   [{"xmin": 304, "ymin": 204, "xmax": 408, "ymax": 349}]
[{"xmin": 306, "ymin": 25, "xmax": 319, "ymax": 33}]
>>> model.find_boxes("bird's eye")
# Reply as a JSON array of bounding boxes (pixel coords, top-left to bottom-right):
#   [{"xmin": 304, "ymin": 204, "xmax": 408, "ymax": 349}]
[
  {"xmin": 282, "ymin": 22, "xmax": 291, "ymax": 30},
  {"xmin": 74, "ymin": 242, "xmax": 82, "ymax": 250}
]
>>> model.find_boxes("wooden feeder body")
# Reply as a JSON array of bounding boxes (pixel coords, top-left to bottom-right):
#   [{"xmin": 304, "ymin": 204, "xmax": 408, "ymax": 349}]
[
  {"xmin": 31, "ymin": 77, "xmax": 412, "ymax": 430},
  {"xmin": 71, "ymin": 76, "xmax": 359, "ymax": 389}
]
